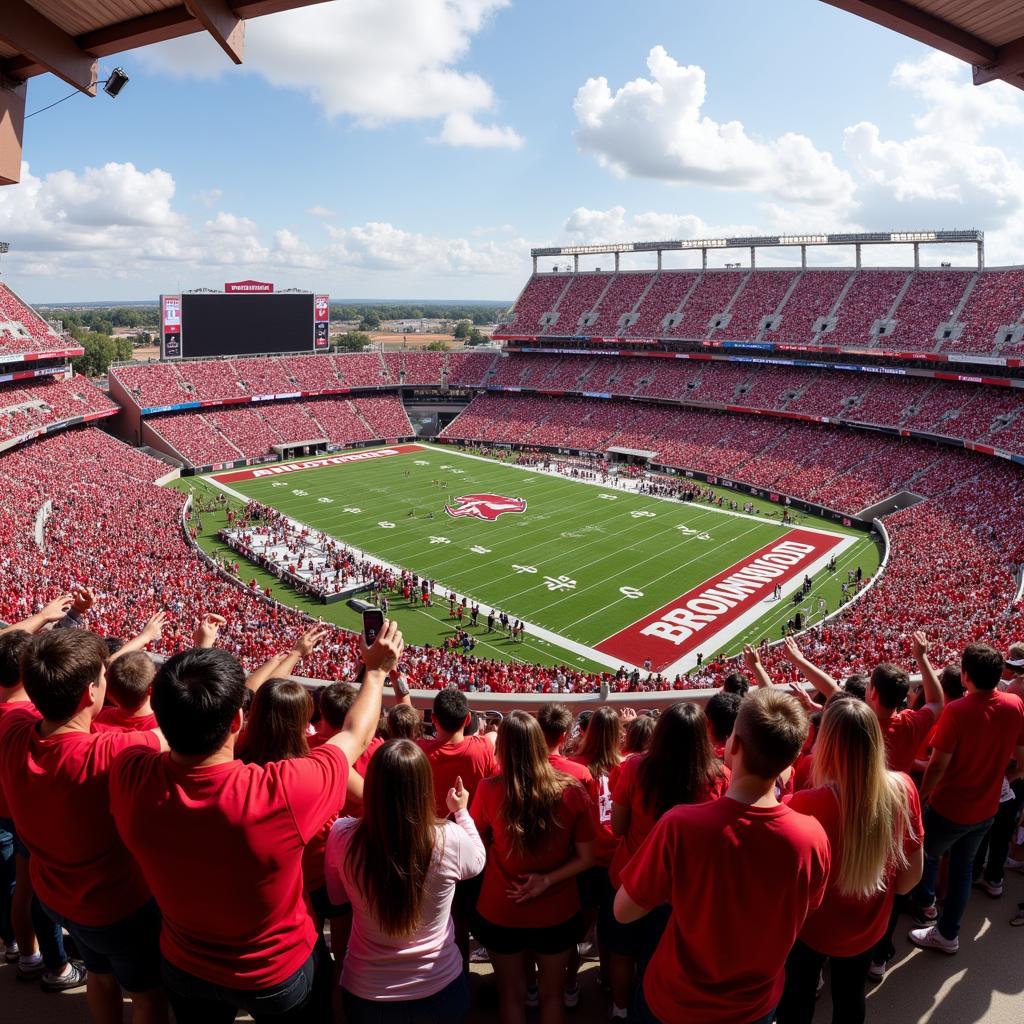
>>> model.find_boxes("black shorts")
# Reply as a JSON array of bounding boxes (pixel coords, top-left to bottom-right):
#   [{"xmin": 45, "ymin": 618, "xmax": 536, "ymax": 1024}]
[
  {"xmin": 604, "ymin": 902, "xmax": 671, "ymax": 963},
  {"xmin": 471, "ymin": 912, "xmax": 582, "ymax": 957},
  {"xmin": 577, "ymin": 865, "xmax": 613, "ymax": 911},
  {"xmin": 453, "ymin": 873, "xmax": 483, "ymax": 920}
]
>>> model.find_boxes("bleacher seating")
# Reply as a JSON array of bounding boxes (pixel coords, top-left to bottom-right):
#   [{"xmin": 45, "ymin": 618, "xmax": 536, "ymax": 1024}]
[
  {"xmin": 774, "ymin": 270, "xmax": 851, "ymax": 344},
  {"xmin": 232, "ymin": 356, "xmax": 295, "ymax": 396},
  {"xmin": 333, "ymin": 352, "xmax": 387, "ymax": 387},
  {"xmin": 826, "ymin": 270, "xmax": 909, "ymax": 347},
  {"xmin": 586, "ymin": 272, "xmax": 655, "ymax": 337},
  {"xmin": 881, "ymin": 271, "xmax": 972, "ymax": 352},
  {"xmin": 669, "ymin": 271, "xmax": 746, "ymax": 339},
  {"xmin": 0, "ymin": 374, "xmax": 117, "ymax": 444},
  {"xmin": 718, "ymin": 270, "xmax": 797, "ymax": 340},
  {"xmin": 176, "ymin": 359, "xmax": 245, "ymax": 402},
  {"xmin": 445, "ymin": 350, "xmax": 497, "ymax": 387},
  {"xmin": 0, "ymin": 282, "xmax": 66, "ymax": 354},
  {"xmin": 281, "ymin": 355, "xmax": 343, "ymax": 392},
  {"xmin": 543, "ymin": 273, "xmax": 613, "ymax": 336},
  {"xmin": 498, "ymin": 273, "xmax": 570, "ymax": 335},
  {"xmin": 947, "ymin": 269, "xmax": 1024, "ymax": 354},
  {"xmin": 625, "ymin": 271, "xmax": 698, "ymax": 339}
]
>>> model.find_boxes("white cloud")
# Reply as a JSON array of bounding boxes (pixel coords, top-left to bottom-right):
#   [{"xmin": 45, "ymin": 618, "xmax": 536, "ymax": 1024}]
[
  {"xmin": 573, "ymin": 46, "xmax": 854, "ymax": 209},
  {"xmin": 135, "ymin": 0, "xmax": 521, "ymax": 148},
  {"xmin": 307, "ymin": 205, "xmax": 336, "ymax": 218},
  {"xmin": 434, "ymin": 112, "xmax": 523, "ymax": 149},
  {"xmin": 195, "ymin": 187, "xmax": 222, "ymax": 208},
  {"xmin": 843, "ymin": 52, "xmax": 1024, "ymax": 230}
]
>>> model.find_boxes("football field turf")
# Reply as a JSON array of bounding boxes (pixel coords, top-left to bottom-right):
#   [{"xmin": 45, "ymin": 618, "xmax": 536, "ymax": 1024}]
[{"xmin": 195, "ymin": 443, "xmax": 881, "ymax": 676}]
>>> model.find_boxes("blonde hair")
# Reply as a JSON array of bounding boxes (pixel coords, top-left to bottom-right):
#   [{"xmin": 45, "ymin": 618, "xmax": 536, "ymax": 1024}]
[{"xmin": 812, "ymin": 697, "xmax": 915, "ymax": 899}]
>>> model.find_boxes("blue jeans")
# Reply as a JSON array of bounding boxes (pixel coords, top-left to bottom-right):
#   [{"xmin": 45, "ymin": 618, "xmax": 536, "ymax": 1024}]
[
  {"xmin": 161, "ymin": 940, "xmax": 329, "ymax": 1024},
  {"xmin": 342, "ymin": 973, "xmax": 469, "ymax": 1024},
  {"xmin": 913, "ymin": 806, "xmax": 993, "ymax": 940},
  {"xmin": 0, "ymin": 816, "xmax": 67, "ymax": 970},
  {"xmin": 0, "ymin": 822, "xmax": 14, "ymax": 944}
]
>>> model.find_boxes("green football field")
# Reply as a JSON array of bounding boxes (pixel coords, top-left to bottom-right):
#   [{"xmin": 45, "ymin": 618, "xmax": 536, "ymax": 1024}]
[{"xmin": 187, "ymin": 444, "xmax": 881, "ymax": 674}]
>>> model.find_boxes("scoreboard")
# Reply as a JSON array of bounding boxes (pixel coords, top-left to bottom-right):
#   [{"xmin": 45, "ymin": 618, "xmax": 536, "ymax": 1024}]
[{"xmin": 161, "ymin": 283, "xmax": 330, "ymax": 359}]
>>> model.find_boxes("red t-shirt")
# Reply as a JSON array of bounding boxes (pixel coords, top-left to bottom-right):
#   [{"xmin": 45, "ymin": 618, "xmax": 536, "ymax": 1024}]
[
  {"xmin": 929, "ymin": 690, "xmax": 1024, "ymax": 825},
  {"xmin": 418, "ymin": 735, "xmax": 497, "ymax": 818},
  {"xmin": 787, "ymin": 777, "xmax": 923, "ymax": 956},
  {"xmin": 792, "ymin": 752, "xmax": 815, "ymax": 793},
  {"xmin": 0, "ymin": 699, "xmax": 39, "ymax": 818},
  {"xmin": 470, "ymin": 775, "xmax": 594, "ymax": 928},
  {"xmin": 110, "ymin": 744, "xmax": 349, "ymax": 988},
  {"xmin": 0, "ymin": 710, "xmax": 159, "ymax": 926},
  {"xmin": 621, "ymin": 797, "xmax": 830, "ymax": 1024},
  {"xmin": 93, "ymin": 706, "xmax": 158, "ymax": 733},
  {"xmin": 879, "ymin": 707, "xmax": 936, "ymax": 773},
  {"xmin": 609, "ymin": 752, "xmax": 730, "ymax": 887}
]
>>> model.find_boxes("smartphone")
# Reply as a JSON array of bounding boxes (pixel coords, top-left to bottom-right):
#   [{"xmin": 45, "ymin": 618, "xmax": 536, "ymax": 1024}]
[{"xmin": 362, "ymin": 608, "xmax": 385, "ymax": 645}]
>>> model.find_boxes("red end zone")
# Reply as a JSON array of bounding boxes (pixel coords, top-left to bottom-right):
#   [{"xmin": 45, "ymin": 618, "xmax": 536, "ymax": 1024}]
[
  {"xmin": 596, "ymin": 528, "xmax": 842, "ymax": 671},
  {"xmin": 211, "ymin": 444, "xmax": 424, "ymax": 483}
]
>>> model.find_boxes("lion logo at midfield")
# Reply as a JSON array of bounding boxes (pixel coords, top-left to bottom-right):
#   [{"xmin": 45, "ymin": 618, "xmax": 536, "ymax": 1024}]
[{"xmin": 444, "ymin": 494, "xmax": 527, "ymax": 521}]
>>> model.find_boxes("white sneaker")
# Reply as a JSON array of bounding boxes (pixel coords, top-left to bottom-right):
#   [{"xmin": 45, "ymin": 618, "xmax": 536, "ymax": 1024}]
[
  {"xmin": 975, "ymin": 878, "xmax": 1004, "ymax": 898},
  {"xmin": 867, "ymin": 959, "xmax": 887, "ymax": 982},
  {"xmin": 909, "ymin": 925, "xmax": 959, "ymax": 955}
]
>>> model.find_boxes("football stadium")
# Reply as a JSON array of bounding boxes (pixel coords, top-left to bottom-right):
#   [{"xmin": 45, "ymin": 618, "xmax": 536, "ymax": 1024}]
[{"xmin": 1, "ymin": 3, "xmax": 1024, "ymax": 1024}]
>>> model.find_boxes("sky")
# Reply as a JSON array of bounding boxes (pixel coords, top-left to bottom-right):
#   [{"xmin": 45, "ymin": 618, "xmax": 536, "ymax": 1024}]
[{"xmin": 2, "ymin": 0, "xmax": 1023, "ymax": 303}]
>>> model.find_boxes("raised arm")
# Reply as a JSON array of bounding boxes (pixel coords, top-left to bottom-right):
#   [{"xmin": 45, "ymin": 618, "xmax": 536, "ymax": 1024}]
[
  {"xmin": 246, "ymin": 626, "xmax": 329, "ymax": 693},
  {"xmin": 109, "ymin": 611, "xmax": 167, "ymax": 663},
  {"xmin": 1, "ymin": 593, "xmax": 73, "ymax": 636},
  {"xmin": 782, "ymin": 636, "xmax": 839, "ymax": 699},
  {"xmin": 327, "ymin": 619, "xmax": 404, "ymax": 764},
  {"xmin": 742, "ymin": 645, "xmax": 774, "ymax": 688},
  {"xmin": 911, "ymin": 631, "xmax": 944, "ymax": 718},
  {"xmin": 193, "ymin": 613, "xmax": 227, "ymax": 650}
]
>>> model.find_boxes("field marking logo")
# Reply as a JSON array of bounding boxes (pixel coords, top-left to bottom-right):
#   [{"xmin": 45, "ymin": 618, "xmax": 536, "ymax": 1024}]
[{"xmin": 444, "ymin": 493, "xmax": 527, "ymax": 522}]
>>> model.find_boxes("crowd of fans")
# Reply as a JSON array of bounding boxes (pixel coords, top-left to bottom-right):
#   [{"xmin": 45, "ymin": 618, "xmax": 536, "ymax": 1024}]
[
  {"xmin": 0, "ymin": 374, "xmax": 117, "ymax": 445},
  {"xmin": 111, "ymin": 351, "xmax": 499, "ymax": 410},
  {"xmin": 147, "ymin": 396, "xmax": 412, "ymax": 466},
  {"xmin": 1, "ymin": 604, "xmax": 1021, "ymax": 1024},
  {"xmin": 454, "ymin": 356, "xmax": 1024, "ymax": 453},
  {"xmin": 0, "ymin": 283, "xmax": 67, "ymax": 355},
  {"xmin": 496, "ymin": 266, "xmax": 1024, "ymax": 355}
]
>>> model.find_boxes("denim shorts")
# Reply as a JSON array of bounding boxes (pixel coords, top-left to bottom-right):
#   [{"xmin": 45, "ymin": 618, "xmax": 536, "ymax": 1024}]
[
  {"xmin": 342, "ymin": 972, "xmax": 469, "ymax": 1024},
  {"xmin": 39, "ymin": 898, "xmax": 162, "ymax": 992}
]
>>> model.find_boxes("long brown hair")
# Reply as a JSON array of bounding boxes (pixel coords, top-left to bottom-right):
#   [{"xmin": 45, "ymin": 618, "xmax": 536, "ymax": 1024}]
[
  {"xmin": 575, "ymin": 706, "xmax": 622, "ymax": 779},
  {"xmin": 638, "ymin": 702, "xmax": 724, "ymax": 819},
  {"xmin": 240, "ymin": 678, "xmax": 312, "ymax": 765},
  {"xmin": 348, "ymin": 739, "xmax": 440, "ymax": 936},
  {"xmin": 496, "ymin": 710, "xmax": 571, "ymax": 855},
  {"xmin": 813, "ymin": 697, "xmax": 915, "ymax": 898}
]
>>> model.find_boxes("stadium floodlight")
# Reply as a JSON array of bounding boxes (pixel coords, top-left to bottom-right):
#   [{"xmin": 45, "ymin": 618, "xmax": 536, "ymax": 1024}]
[
  {"xmin": 102, "ymin": 68, "xmax": 131, "ymax": 98},
  {"xmin": 0, "ymin": 242, "xmax": 9, "ymax": 254},
  {"xmin": 890, "ymin": 232, "xmax": 936, "ymax": 242},
  {"xmin": 780, "ymin": 234, "xmax": 828, "ymax": 245}
]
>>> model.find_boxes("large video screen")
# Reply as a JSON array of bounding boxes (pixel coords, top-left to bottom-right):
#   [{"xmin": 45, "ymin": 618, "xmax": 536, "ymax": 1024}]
[{"xmin": 178, "ymin": 293, "xmax": 315, "ymax": 357}]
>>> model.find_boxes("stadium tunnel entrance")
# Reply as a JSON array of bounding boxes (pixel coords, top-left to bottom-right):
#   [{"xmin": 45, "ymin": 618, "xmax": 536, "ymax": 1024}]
[
  {"xmin": 606, "ymin": 445, "xmax": 656, "ymax": 466},
  {"xmin": 272, "ymin": 439, "xmax": 330, "ymax": 461}
]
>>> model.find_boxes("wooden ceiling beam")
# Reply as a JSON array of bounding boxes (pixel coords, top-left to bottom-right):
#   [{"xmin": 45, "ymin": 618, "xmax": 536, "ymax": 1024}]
[
  {"xmin": 185, "ymin": 0, "xmax": 245, "ymax": 65},
  {"xmin": 0, "ymin": 0, "xmax": 96, "ymax": 94}
]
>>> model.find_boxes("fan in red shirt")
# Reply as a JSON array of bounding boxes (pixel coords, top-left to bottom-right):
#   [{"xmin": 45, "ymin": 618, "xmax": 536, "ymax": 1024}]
[
  {"xmin": 0, "ymin": 624, "xmax": 76, "ymax": 990},
  {"xmin": 110, "ymin": 619, "xmax": 404, "ymax": 1024},
  {"xmin": 775, "ymin": 697, "xmax": 923, "ymax": 1024},
  {"xmin": 92, "ymin": 651, "xmax": 159, "ymax": 733},
  {"xmin": 910, "ymin": 643, "xmax": 1024, "ymax": 954},
  {"xmin": 614, "ymin": 688, "xmax": 830, "ymax": 1024},
  {"xmin": 607, "ymin": 701, "xmax": 730, "ymax": 1021},
  {"xmin": 470, "ymin": 710, "xmax": 594, "ymax": 1024},
  {"xmin": 0, "ymin": 627, "xmax": 167, "ymax": 1020},
  {"xmin": 781, "ymin": 633, "xmax": 945, "ymax": 772},
  {"xmin": 417, "ymin": 687, "xmax": 497, "ymax": 965}
]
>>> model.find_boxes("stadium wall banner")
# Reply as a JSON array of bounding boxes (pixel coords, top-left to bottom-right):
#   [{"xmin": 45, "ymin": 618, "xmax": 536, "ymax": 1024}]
[
  {"xmin": 225, "ymin": 280, "xmax": 274, "ymax": 293},
  {"xmin": 596, "ymin": 529, "xmax": 842, "ymax": 671},
  {"xmin": 6, "ymin": 346, "xmax": 86, "ymax": 362},
  {"xmin": 142, "ymin": 401, "xmax": 202, "ymax": 415},
  {"xmin": 161, "ymin": 294, "xmax": 182, "ymax": 358},
  {"xmin": 314, "ymin": 294, "xmax": 330, "ymax": 351},
  {"xmin": 212, "ymin": 444, "xmax": 423, "ymax": 483}
]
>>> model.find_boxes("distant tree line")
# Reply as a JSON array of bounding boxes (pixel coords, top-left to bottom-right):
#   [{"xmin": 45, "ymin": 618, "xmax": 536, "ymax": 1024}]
[{"xmin": 332, "ymin": 303, "xmax": 507, "ymax": 326}]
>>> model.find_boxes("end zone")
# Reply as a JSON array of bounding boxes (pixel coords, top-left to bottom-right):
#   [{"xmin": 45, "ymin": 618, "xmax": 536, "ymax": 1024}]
[
  {"xmin": 211, "ymin": 444, "xmax": 425, "ymax": 483},
  {"xmin": 595, "ymin": 528, "xmax": 847, "ymax": 673}
]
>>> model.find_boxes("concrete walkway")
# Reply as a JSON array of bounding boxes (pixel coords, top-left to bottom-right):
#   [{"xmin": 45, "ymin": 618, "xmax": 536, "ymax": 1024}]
[{"xmin": 4, "ymin": 868, "xmax": 1023, "ymax": 1022}]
